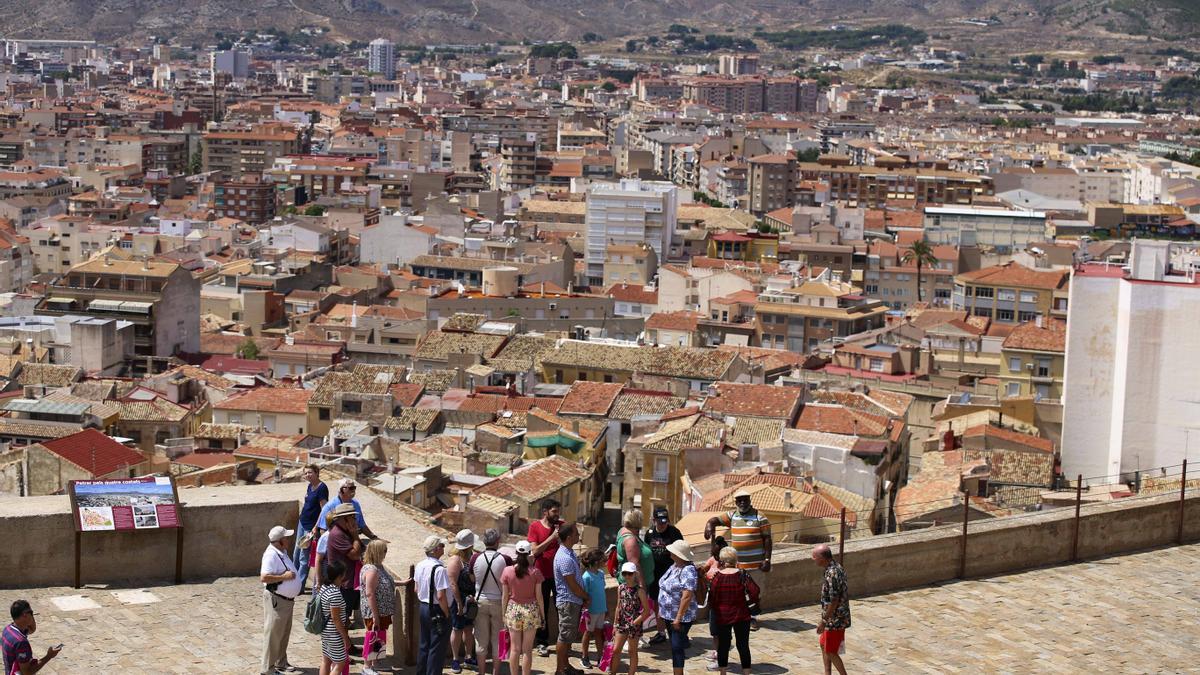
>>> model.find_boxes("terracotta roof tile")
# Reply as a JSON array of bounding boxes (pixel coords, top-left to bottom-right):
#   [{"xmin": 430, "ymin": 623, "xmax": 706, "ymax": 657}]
[
  {"xmin": 956, "ymin": 262, "xmax": 1068, "ymax": 291},
  {"xmin": 794, "ymin": 403, "xmax": 889, "ymax": 437},
  {"xmin": 609, "ymin": 390, "xmax": 686, "ymax": 420},
  {"xmin": 474, "ymin": 455, "xmax": 590, "ymax": 503},
  {"xmin": 703, "ymin": 383, "xmax": 802, "ymax": 421},
  {"xmin": 1002, "ymin": 318, "xmax": 1066, "ymax": 352},
  {"xmin": 40, "ymin": 429, "xmax": 144, "ymax": 476},
  {"xmin": 214, "ymin": 387, "xmax": 313, "ymax": 415},
  {"xmin": 557, "ymin": 381, "xmax": 624, "ymax": 416}
]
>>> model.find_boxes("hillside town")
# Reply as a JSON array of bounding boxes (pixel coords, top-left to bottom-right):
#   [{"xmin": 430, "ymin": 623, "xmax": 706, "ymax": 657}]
[{"xmin": 0, "ymin": 26, "xmax": 1198, "ymax": 674}]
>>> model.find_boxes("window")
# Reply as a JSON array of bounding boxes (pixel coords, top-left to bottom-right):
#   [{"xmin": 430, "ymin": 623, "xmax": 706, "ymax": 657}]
[
  {"xmin": 997, "ymin": 289, "xmax": 1016, "ymax": 301},
  {"xmin": 997, "ymin": 309, "xmax": 1014, "ymax": 322},
  {"xmin": 1036, "ymin": 357, "xmax": 1051, "ymax": 378},
  {"xmin": 652, "ymin": 457, "xmax": 669, "ymax": 483},
  {"xmin": 318, "ymin": 408, "xmax": 330, "ymax": 421},
  {"xmin": 578, "ymin": 371, "xmax": 587, "ymax": 381},
  {"xmin": 1018, "ymin": 311, "xmax": 1038, "ymax": 322},
  {"xmin": 1035, "ymin": 383, "xmax": 1050, "ymax": 400},
  {"xmin": 228, "ymin": 414, "xmax": 242, "ymax": 425},
  {"xmin": 975, "ymin": 287, "xmax": 994, "ymax": 299},
  {"xmin": 869, "ymin": 358, "xmax": 885, "ymax": 372},
  {"xmin": 935, "ymin": 288, "xmax": 952, "ymax": 300},
  {"xmin": 555, "ymin": 369, "xmax": 564, "ymax": 383},
  {"xmin": 1020, "ymin": 291, "xmax": 1037, "ymax": 303},
  {"xmin": 1009, "ymin": 357, "xmax": 1022, "ymax": 372},
  {"xmin": 603, "ymin": 374, "xmax": 614, "ymax": 383},
  {"xmin": 343, "ymin": 400, "xmax": 362, "ymax": 414}
]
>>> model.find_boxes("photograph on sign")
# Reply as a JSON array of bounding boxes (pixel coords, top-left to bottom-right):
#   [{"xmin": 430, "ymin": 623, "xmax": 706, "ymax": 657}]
[{"xmin": 70, "ymin": 476, "xmax": 180, "ymax": 532}]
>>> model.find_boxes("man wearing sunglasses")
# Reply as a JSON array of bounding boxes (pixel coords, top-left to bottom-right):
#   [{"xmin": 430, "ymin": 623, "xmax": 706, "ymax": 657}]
[
  {"xmin": 3, "ymin": 601, "xmax": 59, "ymax": 675},
  {"xmin": 314, "ymin": 478, "xmax": 378, "ymax": 540}
]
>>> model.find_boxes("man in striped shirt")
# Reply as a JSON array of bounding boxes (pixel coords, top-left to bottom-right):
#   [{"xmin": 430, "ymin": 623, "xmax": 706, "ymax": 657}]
[{"xmin": 704, "ymin": 489, "xmax": 772, "ymax": 630}]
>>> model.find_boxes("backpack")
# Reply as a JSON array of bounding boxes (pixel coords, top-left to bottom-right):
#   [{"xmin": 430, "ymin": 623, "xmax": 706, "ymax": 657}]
[
  {"xmin": 605, "ymin": 542, "xmax": 618, "ymax": 577},
  {"xmin": 304, "ymin": 587, "xmax": 329, "ymax": 635}
]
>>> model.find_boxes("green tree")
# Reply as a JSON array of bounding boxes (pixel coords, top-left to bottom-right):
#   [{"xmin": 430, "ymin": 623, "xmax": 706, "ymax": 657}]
[
  {"xmin": 303, "ymin": 205, "xmax": 326, "ymax": 217},
  {"xmin": 582, "ymin": 32, "xmax": 602, "ymax": 43},
  {"xmin": 625, "ymin": 40, "xmax": 639, "ymax": 53},
  {"xmin": 796, "ymin": 147, "xmax": 820, "ymax": 163},
  {"xmin": 237, "ymin": 337, "xmax": 260, "ymax": 360},
  {"xmin": 600, "ymin": 81, "xmax": 616, "ymax": 92},
  {"xmin": 902, "ymin": 240, "xmax": 939, "ymax": 304},
  {"xmin": 187, "ymin": 150, "xmax": 203, "ymax": 175}
]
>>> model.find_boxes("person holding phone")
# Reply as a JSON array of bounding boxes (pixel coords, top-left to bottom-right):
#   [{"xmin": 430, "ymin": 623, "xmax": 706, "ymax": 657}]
[{"xmin": 2, "ymin": 601, "xmax": 59, "ymax": 675}]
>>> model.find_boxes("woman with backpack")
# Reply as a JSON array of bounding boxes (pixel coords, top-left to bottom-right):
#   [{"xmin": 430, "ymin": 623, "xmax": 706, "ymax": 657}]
[
  {"xmin": 707, "ymin": 547, "xmax": 760, "ymax": 675},
  {"xmin": 318, "ymin": 559, "xmax": 352, "ymax": 675},
  {"xmin": 448, "ymin": 529, "xmax": 478, "ymax": 673}
]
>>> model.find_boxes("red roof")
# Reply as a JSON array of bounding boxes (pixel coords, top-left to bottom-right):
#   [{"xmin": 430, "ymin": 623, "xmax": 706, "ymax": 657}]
[
  {"xmin": 200, "ymin": 355, "xmax": 271, "ymax": 376},
  {"xmin": 41, "ymin": 429, "xmax": 145, "ymax": 477}
]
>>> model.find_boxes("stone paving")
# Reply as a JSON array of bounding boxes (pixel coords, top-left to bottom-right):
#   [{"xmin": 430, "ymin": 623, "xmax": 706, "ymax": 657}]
[{"xmin": 13, "ymin": 543, "xmax": 1200, "ymax": 674}]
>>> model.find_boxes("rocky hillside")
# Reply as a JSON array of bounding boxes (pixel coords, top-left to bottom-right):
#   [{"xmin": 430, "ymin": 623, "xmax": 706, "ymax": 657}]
[{"xmin": 0, "ymin": 0, "xmax": 1194, "ymax": 45}]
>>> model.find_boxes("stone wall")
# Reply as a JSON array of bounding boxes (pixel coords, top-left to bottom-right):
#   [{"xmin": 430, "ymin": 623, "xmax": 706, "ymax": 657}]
[{"xmin": 0, "ymin": 484, "xmax": 298, "ymax": 588}]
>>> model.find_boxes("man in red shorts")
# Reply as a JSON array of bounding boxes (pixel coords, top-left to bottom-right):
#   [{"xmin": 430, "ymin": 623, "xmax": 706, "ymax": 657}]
[{"xmin": 812, "ymin": 544, "xmax": 849, "ymax": 675}]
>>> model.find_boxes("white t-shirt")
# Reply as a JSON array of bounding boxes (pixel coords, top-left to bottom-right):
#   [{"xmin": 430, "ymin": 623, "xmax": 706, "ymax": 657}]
[
  {"xmin": 317, "ymin": 531, "xmax": 330, "ymax": 556},
  {"xmin": 415, "ymin": 556, "xmax": 450, "ymax": 604},
  {"xmin": 261, "ymin": 544, "xmax": 302, "ymax": 599}
]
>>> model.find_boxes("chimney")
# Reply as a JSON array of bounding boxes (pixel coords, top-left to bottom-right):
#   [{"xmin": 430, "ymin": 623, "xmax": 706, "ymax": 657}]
[
  {"xmin": 457, "ymin": 489, "xmax": 470, "ymax": 511},
  {"xmin": 1035, "ymin": 314, "xmax": 1043, "ymax": 328},
  {"xmin": 785, "ymin": 490, "xmax": 793, "ymax": 509}
]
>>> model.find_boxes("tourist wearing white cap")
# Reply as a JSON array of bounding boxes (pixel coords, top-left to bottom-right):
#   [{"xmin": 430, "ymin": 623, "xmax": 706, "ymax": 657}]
[
  {"xmin": 705, "ymin": 488, "xmax": 771, "ymax": 630},
  {"xmin": 260, "ymin": 525, "xmax": 302, "ymax": 675},
  {"xmin": 608, "ymin": 561, "xmax": 653, "ymax": 675},
  {"xmin": 657, "ymin": 539, "xmax": 699, "ymax": 675},
  {"xmin": 415, "ymin": 534, "xmax": 451, "ymax": 675},
  {"xmin": 448, "ymin": 529, "xmax": 479, "ymax": 673},
  {"xmin": 500, "ymin": 540, "xmax": 545, "ymax": 675}
]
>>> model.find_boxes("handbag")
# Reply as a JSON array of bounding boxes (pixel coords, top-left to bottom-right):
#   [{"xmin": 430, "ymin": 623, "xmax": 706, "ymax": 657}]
[
  {"xmin": 428, "ymin": 563, "xmax": 449, "ymax": 636},
  {"xmin": 498, "ymin": 629, "xmax": 511, "ymax": 661},
  {"xmin": 597, "ymin": 638, "xmax": 615, "ymax": 671},
  {"xmin": 740, "ymin": 571, "xmax": 760, "ymax": 611},
  {"xmin": 303, "ymin": 587, "xmax": 329, "ymax": 635}
]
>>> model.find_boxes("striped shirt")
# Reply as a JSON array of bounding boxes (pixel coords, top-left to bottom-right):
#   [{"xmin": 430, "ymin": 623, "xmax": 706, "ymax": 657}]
[
  {"xmin": 717, "ymin": 509, "xmax": 771, "ymax": 570},
  {"xmin": 1, "ymin": 624, "xmax": 31, "ymax": 674}
]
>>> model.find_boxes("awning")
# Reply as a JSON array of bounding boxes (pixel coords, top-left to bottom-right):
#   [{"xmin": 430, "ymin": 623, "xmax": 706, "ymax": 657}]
[
  {"xmin": 88, "ymin": 299, "xmax": 124, "ymax": 312},
  {"xmin": 118, "ymin": 301, "xmax": 153, "ymax": 314}
]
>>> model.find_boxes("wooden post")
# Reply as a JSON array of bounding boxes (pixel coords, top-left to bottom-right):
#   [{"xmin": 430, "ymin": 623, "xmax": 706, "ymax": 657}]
[
  {"xmin": 838, "ymin": 508, "xmax": 846, "ymax": 564},
  {"xmin": 73, "ymin": 531, "xmax": 81, "ymax": 589},
  {"xmin": 406, "ymin": 563, "xmax": 417, "ymax": 666},
  {"xmin": 1071, "ymin": 474, "xmax": 1083, "ymax": 561},
  {"xmin": 175, "ymin": 527, "xmax": 185, "ymax": 584},
  {"xmin": 958, "ymin": 489, "xmax": 969, "ymax": 579},
  {"xmin": 1180, "ymin": 460, "xmax": 1189, "ymax": 546}
]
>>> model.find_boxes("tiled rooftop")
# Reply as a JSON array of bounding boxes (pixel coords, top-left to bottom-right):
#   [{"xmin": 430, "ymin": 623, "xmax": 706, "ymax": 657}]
[
  {"xmin": 703, "ymin": 382, "xmax": 803, "ymax": 420},
  {"xmin": 214, "ymin": 387, "xmax": 313, "ymax": 415},
  {"xmin": 557, "ymin": 381, "xmax": 624, "ymax": 416}
]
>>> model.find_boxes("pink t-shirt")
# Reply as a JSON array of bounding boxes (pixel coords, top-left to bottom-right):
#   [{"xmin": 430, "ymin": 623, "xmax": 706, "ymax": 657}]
[{"xmin": 501, "ymin": 566, "xmax": 545, "ymax": 605}]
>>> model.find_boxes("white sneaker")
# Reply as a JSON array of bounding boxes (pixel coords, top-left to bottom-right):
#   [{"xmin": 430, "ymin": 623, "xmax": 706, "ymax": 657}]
[{"xmin": 362, "ymin": 668, "xmax": 379, "ymax": 675}]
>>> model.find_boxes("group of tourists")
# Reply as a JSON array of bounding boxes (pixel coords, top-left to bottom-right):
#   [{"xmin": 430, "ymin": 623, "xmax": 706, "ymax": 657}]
[{"xmin": 253, "ymin": 465, "xmax": 851, "ymax": 675}]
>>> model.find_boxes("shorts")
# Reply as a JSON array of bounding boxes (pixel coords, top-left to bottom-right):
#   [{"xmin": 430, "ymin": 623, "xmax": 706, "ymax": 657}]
[
  {"xmin": 450, "ymin": 601, "xmax": 474, "ymax": 630},
  {"xmin": 819, "ymin": 628, "xmax": 845, "ymax": 655},
  {"xmin": 585, "ymin": 611, "xmax": 606, "ymax": 632},
  {"xmin": 505, "ymin": 601, "xmax": 540, "ymax": 631},
  {"xmin": 556, "ymin": 602, "xmax": 583, "ymax": 643}
]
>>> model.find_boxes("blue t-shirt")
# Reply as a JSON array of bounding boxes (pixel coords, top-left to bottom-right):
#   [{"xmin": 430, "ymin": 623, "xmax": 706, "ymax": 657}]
[
  {"xmin": 299, "ymin": 481, "xmax": 329, "ymax": 531},
  {"xmin": 582, "ymin": 569, "xmax": 607, "ymax": 615},
  {"xmin": 317, "ymin": 496, "xmax": 367, "ymax": 530}
]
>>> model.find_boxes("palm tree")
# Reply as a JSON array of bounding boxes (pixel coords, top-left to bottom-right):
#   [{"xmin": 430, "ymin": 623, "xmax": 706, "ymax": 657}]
[{"xmin": 902, "ymin": 239, "xmax": 939, "ymax": 305}]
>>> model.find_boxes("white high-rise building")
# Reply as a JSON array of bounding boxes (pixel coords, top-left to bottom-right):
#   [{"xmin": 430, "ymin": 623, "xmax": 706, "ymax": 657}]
[
  {"xmin": 210, "ymin": 49, "xmax": 249, "ymax": 81},
  {"xmin": 369, "ymin": 38, "xmax": 396, "ymax": 81},
  {"xmin": 584, "ymin": 179, "xmax": 678, "ymax": 287},
  {"xmin": 1061, "ymin": 240, "xmax": 1200, "ymax": 483}
]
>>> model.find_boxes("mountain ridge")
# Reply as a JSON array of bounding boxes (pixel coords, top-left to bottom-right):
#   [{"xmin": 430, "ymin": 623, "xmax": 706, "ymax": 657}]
[{"xmin": 0, "ymin": 0, "xmax": 1194, "ymax": 46}]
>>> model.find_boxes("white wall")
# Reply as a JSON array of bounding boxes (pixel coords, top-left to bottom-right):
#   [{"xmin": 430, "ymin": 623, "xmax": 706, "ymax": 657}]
[{"xmin": 1062, "ymin": 269, "xmax": 1200, "ymax": 482}]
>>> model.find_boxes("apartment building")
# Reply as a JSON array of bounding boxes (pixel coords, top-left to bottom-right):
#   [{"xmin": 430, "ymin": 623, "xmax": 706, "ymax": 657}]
[
  {"xmin": 800, "ymin": 162, "xmax": 992, "ymax": 208},
  {"xmin": 999, "ymin": 317, "xmax": 1066, "ymax": 401},
  {"xmin": 682, "ymin": 76, "xmax": 817, "ymax": 114},
  {"xmin": 748, "ymin": 154, "xmax": 798, "ymax": 215},
  {"xmin": 923, "ymin": 206, "xmax": 1049, "ymax": 253},
  {"xmin": 1062, "ymin": 241, "xmax": 1200, "ymax": 482},
  {"xmin": 368, "ymin": 38, "xmax": 396, "ymax": 80},
  {"xmin": 755, "ymin": 272, "xmax": 889, "ymax": 352},
  {"xmin": 202, "ymin": 125, "xmax": 303, "ymax": 180},
  {"xmin": 718, "ymin": 54, "xmax": 760, "ymax": 76},
  {"xmin": 584, "ymin": 179, "xmax": 678, "ymax": 286},
  {"xmin": 214, "ymin": 175, "xmax": 276, "ymax": 224},
  {"xmin": 36, "ymin": 257, "xmax": 201, "ymax": 359},
  {"xmin": 498, "ymin": 136, "xmax": 537, "ymax": 192},
  {"xmin": 267, "ymin": 155, "xmax": 371, "ymax": 201},
  {"xmin": 953, "ymin": 262, "xmax": 1069, "ymax": 324}
]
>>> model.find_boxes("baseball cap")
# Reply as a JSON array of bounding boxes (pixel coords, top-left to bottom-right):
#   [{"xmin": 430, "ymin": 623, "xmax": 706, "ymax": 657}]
[
  {"xmin": 422, "ymin": 535, "xmax": 447, "ymax": 553},
  {"xmin": 515, "ymin": 540, "xmax": 532, "ymax": 555},
  {"xmin": 268, "ymin": 525, "xmax": 294, "ymax": 542},
  {"xmin": 620, "ymin": 561, "xmax": 638, "ymax": 574}
]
